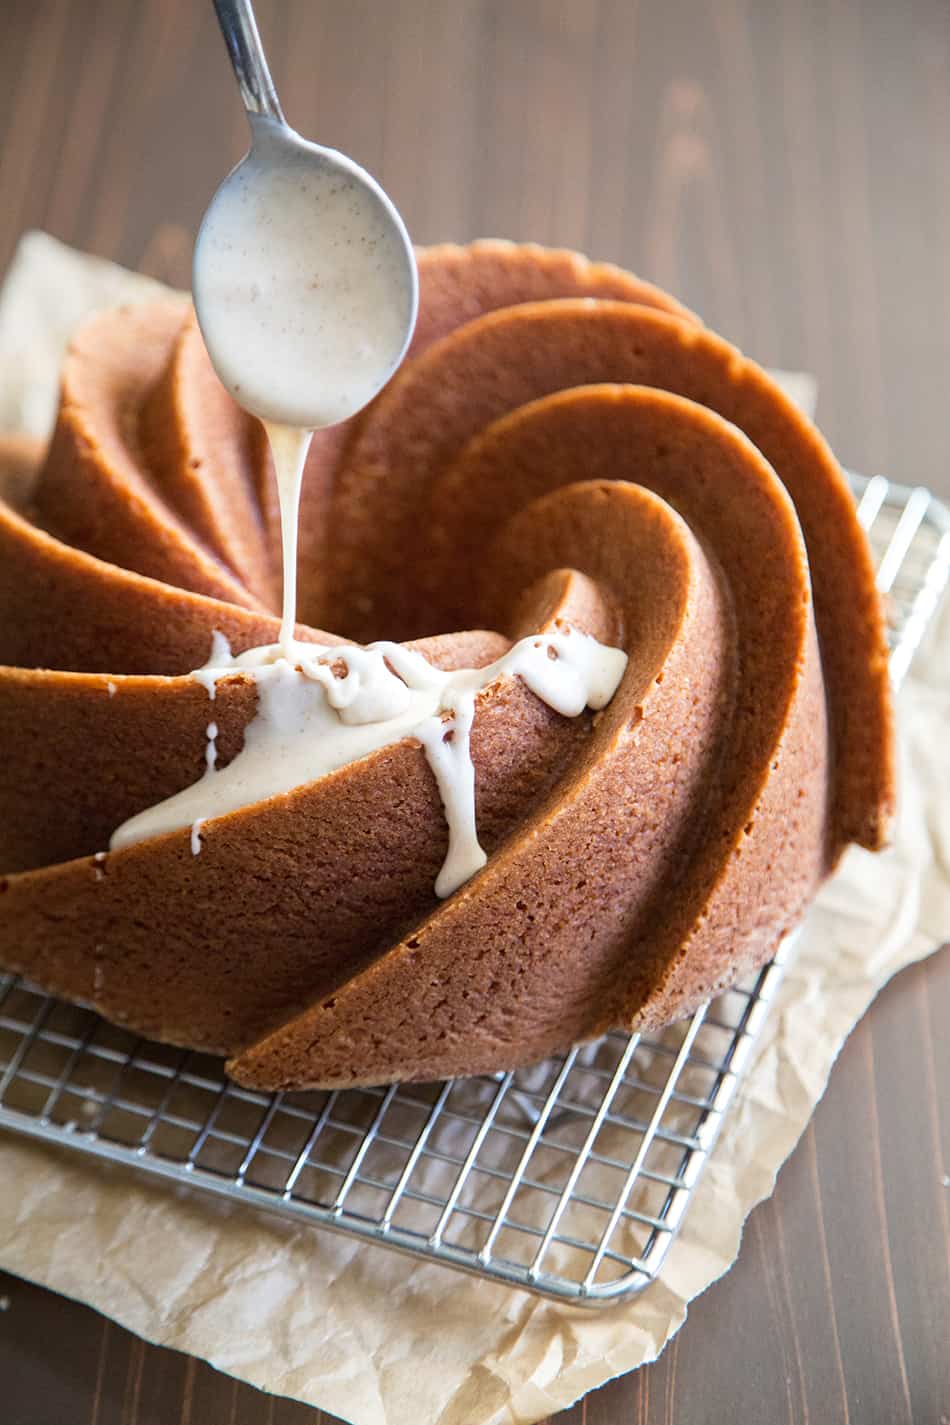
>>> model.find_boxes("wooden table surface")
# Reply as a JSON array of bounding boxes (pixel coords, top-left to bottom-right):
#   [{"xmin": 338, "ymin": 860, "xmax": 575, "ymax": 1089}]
[{"xmin": 1, "ymin": 1, "xmax": 949, "ymax": 1421}]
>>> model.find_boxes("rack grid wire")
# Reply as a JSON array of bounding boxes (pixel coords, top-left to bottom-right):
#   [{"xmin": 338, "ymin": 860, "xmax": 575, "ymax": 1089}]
[{"xmin": 1, "ymin": 471, "xmax": 948, "ymax": 1305}]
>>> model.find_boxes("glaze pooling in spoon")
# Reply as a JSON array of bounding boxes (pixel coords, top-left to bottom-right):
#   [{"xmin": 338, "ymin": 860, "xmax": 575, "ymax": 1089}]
[{"xmin": 192, "ymin": 116, "xmax": 417, "ymax": 430}]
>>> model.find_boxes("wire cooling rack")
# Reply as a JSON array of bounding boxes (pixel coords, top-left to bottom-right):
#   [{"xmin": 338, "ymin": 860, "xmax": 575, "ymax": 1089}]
[{"xmin": 1, "ymin": 472, "xmax": 948, "ymax": 1305}]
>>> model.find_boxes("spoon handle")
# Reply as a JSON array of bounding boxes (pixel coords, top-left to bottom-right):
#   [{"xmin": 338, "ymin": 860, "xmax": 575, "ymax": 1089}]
[{"xmin": 212, "ymin": 0, "xmax": 286, "ymax": 126}]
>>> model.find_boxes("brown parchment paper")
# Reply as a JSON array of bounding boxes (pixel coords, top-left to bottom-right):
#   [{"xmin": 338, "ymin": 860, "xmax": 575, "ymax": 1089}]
[{"xmin": 0, "ymin": 232, "xmax": 947, "ymax": 1425}]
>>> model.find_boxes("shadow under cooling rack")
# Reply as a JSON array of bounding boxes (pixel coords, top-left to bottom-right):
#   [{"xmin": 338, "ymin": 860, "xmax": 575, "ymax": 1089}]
[{"xmin": 1, "ymin": 471, "xmax": 948, "ymax": 1305}]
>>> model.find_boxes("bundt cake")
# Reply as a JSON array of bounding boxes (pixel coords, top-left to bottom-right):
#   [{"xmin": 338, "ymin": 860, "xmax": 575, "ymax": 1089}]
[{"xmin": 0, "ymin": 241, "xmax": 894, "ymax": 1089}]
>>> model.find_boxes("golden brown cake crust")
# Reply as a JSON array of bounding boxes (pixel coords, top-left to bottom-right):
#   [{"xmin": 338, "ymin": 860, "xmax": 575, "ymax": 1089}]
[{"xmin": 0, "ymin": 242, "xmax": 894, "ymax": 1089}]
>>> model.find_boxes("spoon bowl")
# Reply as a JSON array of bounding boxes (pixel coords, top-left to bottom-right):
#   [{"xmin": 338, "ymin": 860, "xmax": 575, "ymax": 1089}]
[{"xmin": 193, "ymin": 0, "xmax": 418, "ymax": 431}]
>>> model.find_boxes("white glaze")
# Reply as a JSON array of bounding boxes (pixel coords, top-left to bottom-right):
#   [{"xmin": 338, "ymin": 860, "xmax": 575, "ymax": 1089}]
[
  {"xmin": 192, "ymin": 115, "xmax": 416, "ymax": 430},
  {"xmin": 193, "ymin": 110, "xmax": 414, "ymax": 651},
  {"xmin": 265, "ymin": 422, "xmax": 312, "ymax": 647},
  {"xmin": 110, "ymin": 117, "xmax": 627, "ymax": 898},
  {"xmin": 205, "ymin": 721, "xmax": 219, "ymax": 774},
  {"xmin": 111, "ymin": 628, "xmax": 628, "ymax": 897}
]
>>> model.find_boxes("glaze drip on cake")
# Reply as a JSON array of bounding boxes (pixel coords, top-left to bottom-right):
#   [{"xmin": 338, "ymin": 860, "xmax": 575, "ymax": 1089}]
[{"xmin": 112, "ymin": 627, "xmax": 627, "ymax": 896}]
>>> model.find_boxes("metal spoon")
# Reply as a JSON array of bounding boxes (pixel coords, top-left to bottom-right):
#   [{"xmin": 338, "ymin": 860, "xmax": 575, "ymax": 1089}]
[{"xmin": 193, "ymin": 0, "xmax": 418, "ymax": 430}]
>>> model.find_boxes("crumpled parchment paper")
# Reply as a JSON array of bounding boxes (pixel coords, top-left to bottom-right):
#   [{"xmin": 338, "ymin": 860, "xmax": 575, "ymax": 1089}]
[{"xmin": 0, "ymin": 232, "xmax": 946, "ymax": 1425}]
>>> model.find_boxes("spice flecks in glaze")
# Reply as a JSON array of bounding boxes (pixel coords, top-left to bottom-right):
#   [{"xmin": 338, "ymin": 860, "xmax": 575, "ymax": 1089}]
[{"xmin": 111, "ymin": 627, "xmax": 628, "ymax": 897}]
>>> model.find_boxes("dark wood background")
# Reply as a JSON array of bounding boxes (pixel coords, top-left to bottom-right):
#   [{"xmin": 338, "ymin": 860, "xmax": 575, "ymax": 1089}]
[{"xmin": 1, "ymin": 1, "xmax": 948, "ymax": 1421}]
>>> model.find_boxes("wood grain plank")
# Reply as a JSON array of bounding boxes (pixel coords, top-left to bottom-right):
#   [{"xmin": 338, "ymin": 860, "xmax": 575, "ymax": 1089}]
[
  {"xmin": 0, "ymin": 1, "xmax": 72, "ymax": 258},
  {"xmin": 869, "ymin": 951, "xmax": 950, "ymax": 1422}
]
